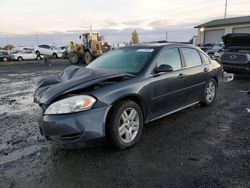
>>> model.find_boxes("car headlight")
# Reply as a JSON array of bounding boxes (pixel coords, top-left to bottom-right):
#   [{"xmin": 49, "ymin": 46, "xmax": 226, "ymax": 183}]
[{"xmin": 44, "ymin": 95, "xmax": 96, "ymax": 115}]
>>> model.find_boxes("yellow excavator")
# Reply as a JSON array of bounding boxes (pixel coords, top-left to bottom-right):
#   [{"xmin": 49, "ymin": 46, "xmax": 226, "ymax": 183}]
[{"xmin": 68, "ymin": 32, "xmax": 111, "ymax": 64}]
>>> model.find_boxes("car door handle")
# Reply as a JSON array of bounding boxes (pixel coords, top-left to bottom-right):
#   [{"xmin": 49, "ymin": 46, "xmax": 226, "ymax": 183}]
[
  {"xmin": 204, "ymin": 68, "xmax": 209, "ymax": 72},
  {"xmin": 178, "ymin": 73, "xmax": 185, "ymax": 78}
]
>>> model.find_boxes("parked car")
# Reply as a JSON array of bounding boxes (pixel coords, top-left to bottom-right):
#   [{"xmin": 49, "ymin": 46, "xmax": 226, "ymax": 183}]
[
  {"xmin": 60, "ymin": 46, "xmax": 69, "ymax": 59},
  {"xmin": 11, "ymin": 51, "xmax": 38, "ymax": 61},
  {"xmin": 212, "ymin": 49, "xmax": 224, "ymax": 60},
  {"xmin": 206, "ymin": 44, "xmax": 224, "ymax": 58},
  {"xmin": 219, "ymin": 33, "xmax": 250, "ymax": 74},
  {"xmin": 34, "ymin": 45, "xmax": 64, "ymax": 59},
  {"xmin": 34, "ymin": 44, "xmax": 222, "ymax": 149},
  {"xmin": 200, "ymin": 43, "xmax": 214, "ymax": 52},
  {"xmin": 0, "ymin": 51, "xmax": 9, "ymax": 62}
]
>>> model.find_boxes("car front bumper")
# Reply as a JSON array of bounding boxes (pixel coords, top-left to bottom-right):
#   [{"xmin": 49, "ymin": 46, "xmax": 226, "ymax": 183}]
[
  {"xmin": 222, "ymin": 63, "xmax": 250, "ymax": 74},
  {"xmin": 36, "ymin": 105, "xmax": 111, "ymax": 146}
]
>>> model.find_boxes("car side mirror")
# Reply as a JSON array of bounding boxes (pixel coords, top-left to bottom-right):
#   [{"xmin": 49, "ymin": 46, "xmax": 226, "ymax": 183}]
[{"xmin": 154, "ymin": 64, "xmax": 173, "ymax": 73}]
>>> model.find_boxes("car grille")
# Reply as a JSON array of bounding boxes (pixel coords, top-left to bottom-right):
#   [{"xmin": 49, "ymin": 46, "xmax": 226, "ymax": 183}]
[{"xmin": 220, "ymin": 53, "xmax": 250, "ymax": 64}]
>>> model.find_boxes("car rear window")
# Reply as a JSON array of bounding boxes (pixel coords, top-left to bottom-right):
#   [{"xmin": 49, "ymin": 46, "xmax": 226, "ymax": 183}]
[
  {"xmin": 200, "ymin": 52, "xmax": 211, "ymax": 64},
  {"xmin": 181, "ymin": 48, "xmax": 202, "ymax": 67}
]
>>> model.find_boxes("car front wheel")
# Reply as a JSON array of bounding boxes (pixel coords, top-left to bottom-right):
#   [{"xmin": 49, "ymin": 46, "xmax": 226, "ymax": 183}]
[
  {"xmin": 201, "ymin": 78, "xmax": 217, "ymax": 106},
  {"xmin": 107, "ymin": 100, "xmax": 143, "ymax": 150}
]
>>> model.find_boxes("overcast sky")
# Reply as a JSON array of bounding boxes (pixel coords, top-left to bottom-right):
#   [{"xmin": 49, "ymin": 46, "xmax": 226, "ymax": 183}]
[{"xmin": 0, "ymin": 0, "xmax": 250, "ymax": 47}]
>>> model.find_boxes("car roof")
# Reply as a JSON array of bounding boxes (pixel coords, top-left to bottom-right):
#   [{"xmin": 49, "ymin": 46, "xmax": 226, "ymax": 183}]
[{"xmin": 119, "ymin": 43, "xmax": 198, "ymax": 50}]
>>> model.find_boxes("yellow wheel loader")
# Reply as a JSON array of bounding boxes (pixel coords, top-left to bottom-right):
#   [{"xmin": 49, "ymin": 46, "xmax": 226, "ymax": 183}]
[{"xmin": 68, "ymin": 32, "xmax": 111, "ymax": 64}]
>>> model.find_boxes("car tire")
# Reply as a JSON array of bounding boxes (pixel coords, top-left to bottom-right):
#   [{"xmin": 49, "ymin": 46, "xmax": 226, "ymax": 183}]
[
  {"xmin": 201, "ymin": 78, "xmax": 217, "ymax": 106},
  {"xmin": 36, "ymin": 51, "xmax": 40, "ymax": 56},
  {"xmin": 18, "ymin": 56, "xmax": 23, "ymax": 61},
  {"xmin": 84, "ymin": 51, "xmax": 93, "ymax": 64},
  {"xmin": 106, "ymin": 100, "xmax": 144, "ymax": 150},
  {"xmin": 52, "ymin": 53, "xmax": 58, "ymax": 59}
]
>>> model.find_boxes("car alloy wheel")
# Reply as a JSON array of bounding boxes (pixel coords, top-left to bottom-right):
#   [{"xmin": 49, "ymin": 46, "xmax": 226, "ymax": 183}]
[
  {"xmin": 118, "ymin": 108, "xmax": 140, "ymax": 143},
  {"xmin": 206, "ymin": 81, "xmax": 216, "ymax": 103},
  {"xmin": 107, "ymin": 100, "xmax": 143, "ymax": 149}
]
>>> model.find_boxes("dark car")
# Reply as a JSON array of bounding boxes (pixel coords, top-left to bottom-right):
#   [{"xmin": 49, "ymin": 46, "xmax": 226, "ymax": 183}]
[
  {"xmin": 206, "ymin": 44, "xmax": 224, "ymax": 58},
  {"xmin": 34, "ymin": 44, "xmax": 222, "ymax": 149},
  {"xmin": 219, "ymin": 33, "xmax": 250, "ymax": 74},
  {"xmin": 0, "ymin": 51, "xmax": 9, "ymax": 62}
]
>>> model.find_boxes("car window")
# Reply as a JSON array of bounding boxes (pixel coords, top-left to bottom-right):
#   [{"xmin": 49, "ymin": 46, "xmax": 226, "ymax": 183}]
[
  {"xmin": 156, "ymin": 48, "xmax": 182, "ymax": 70},
  {"xmin": 200, "ymin": 52, "xmax": 210, "ymax": 64},
  {"xmin": 181, "ymin": 48, "xmax": 202, "ymax": 67}
]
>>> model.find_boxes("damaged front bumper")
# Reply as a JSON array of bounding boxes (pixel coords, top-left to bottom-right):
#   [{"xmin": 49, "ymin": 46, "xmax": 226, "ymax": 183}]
[{"xmin": 36, "ymin": 105, "xmax": 111, "ymax": 147}]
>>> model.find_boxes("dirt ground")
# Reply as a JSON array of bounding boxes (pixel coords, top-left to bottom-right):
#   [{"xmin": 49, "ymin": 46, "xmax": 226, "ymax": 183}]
[{"xmin": 0, "ymin": 61, "xmax": 249, "ymax": 188}]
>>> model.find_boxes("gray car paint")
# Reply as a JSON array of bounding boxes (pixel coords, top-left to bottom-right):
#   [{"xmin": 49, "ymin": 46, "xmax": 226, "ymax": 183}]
[{"xmin": 34, "ymin": 44, "xmax": 222, "ymax": 145}]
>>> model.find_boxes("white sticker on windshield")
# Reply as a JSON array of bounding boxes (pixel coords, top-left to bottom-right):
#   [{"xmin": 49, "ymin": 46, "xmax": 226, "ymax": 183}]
[{"xmin": 137, "ymin": 49, "xmax": 154, "ymax": 52}]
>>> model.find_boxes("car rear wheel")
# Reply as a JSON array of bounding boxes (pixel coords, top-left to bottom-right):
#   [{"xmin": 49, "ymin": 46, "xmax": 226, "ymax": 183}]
[
  {"xmin": 201, "ymin": 78, "xmax": 217, "ymax": 106},
  {"xmin": 107, "ymin": 100, "xmax": 143, "ymax": 150},
  {"xmin": 52, "ymin": 53, "xmax": 58, "ymax": 59},
  {"xmin": 36, "ymin": 51, "xmax": 40, "ymax": 56},
  {"xmin": 18, "ymin": 56, "xmax": 23, "ymax": 61}
]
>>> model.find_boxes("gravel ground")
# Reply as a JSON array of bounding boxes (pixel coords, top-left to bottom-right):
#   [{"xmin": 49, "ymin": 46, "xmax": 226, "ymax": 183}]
[{"xmin": 0, "ymin": 61, "xmax": 249, "ymax": 188}]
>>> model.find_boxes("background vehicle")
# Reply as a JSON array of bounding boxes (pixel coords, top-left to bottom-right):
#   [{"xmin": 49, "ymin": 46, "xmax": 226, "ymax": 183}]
[
  {"xmin": 219, "ymin": 33, "xmax": 250, "ymax": 74},
  {"xmin": 212, "ymin": 49, "xmax": 224, "ymax": 60},
  {"xmin": 34, "ymin": 45, "xmax": 64, "ymax": 59},
  {"xmin": 200, "ymin": 43, "xmax": 214, "ymax": 52},
  {"xmin": 68, "ymin": 32, "xmax": 111, "ymax": 64},
  {"xmin": 11, "ymin": 51, "xmax": 38, "ymax": 61},
  {"xmin": 0, "ymin": 51, "xmax": 9, "ymax": 62},
  {"xmin": 35, "ymin": 44, "xmax": 222, "ymax": 150},
  {"xmin": 206, "ymin": 44, "xmax": 224, "ymax": 58}
]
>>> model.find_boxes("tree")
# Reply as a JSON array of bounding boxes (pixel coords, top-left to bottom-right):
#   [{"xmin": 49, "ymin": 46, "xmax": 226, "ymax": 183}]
[
  {"xmin": 3, "ymin": 44, "xmax": 15, "ymax": 51},
  {"xmin": 130, "ymin": 30, "xmax": 139, "ymax": 45}
]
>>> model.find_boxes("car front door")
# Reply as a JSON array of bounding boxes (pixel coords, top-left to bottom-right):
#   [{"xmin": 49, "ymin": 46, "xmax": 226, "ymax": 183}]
[{"xmin": 149, "ymin": 47, "xmax": 190, "ymax": 120}]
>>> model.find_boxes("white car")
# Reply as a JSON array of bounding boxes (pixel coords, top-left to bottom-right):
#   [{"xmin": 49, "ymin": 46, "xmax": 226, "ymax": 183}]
[
  {"xmin": 11, "ymin": 51, "xmax": 38, "ymax": 61},
  {"xmin": 34, "ymin": 45, "xmax": 64, "ymax": 59}
]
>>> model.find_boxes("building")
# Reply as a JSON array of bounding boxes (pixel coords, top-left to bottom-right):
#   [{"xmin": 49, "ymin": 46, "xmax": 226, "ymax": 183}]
[{"xmin": 195, "ymin": 16, "xmax": 250, "ymax": 45}]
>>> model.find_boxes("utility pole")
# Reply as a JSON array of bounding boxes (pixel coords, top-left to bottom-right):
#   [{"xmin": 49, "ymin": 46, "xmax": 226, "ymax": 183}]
[
  {"xmin": 35, "ymin": 32, "xmax": 39, "ymax": 45},
  {"xmin": 224, "ymin": 0, "xmax": 228, "ymax": 19},
  {"xmin": 165, "ymin": 31, "xmax": 168, "ymax": 42},
  {"xmin": 90, "ymin": 23, "xmax": 93, "ymax": 31}
]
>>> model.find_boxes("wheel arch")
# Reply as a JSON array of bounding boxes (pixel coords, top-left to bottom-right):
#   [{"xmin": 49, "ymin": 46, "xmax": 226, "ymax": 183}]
[
  {"xmin": 106, "ymin": 94, "xmax": 148, "ymax": 126},
  {"xmin": 104, "ymin": 94, "xmax": 148, "ymax": 139},
  {"xmin": 212, "ymin": 76, "xmax": 218, "ymax": 87}
]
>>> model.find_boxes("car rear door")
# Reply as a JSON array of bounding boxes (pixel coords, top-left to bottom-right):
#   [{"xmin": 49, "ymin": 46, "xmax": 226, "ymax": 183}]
[
  {"xmin": 178, "ymin": 47, "xmax": 210, "ymax": 105},
  {"xmin": 149, "ymin": 47, "xmax": 189, "ymax": 119}
]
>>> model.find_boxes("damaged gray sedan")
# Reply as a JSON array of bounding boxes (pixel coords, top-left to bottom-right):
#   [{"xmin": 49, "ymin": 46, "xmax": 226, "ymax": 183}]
[{"xmin": 34, "ymin": 44, "xmax": 222, "ymax": 149}]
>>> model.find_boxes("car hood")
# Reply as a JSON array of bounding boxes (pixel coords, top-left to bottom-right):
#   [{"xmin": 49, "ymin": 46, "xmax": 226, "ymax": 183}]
[
  {"xmin": 222, "ymin": 33, "xmax": 250, "ymax": 48},
  {"xmin": 34, "ymin": 66, "xmax": 131, "ymax": 106}
]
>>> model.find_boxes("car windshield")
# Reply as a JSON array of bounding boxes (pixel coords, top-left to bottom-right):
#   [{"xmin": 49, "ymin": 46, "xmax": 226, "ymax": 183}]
[
  {"xmin": 51, "ymin": 46, "xmax": 61, "ymax": 50},
  {"xmin": 87, "ymin": 48, "xmax": 157, "ymax": 74}
]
